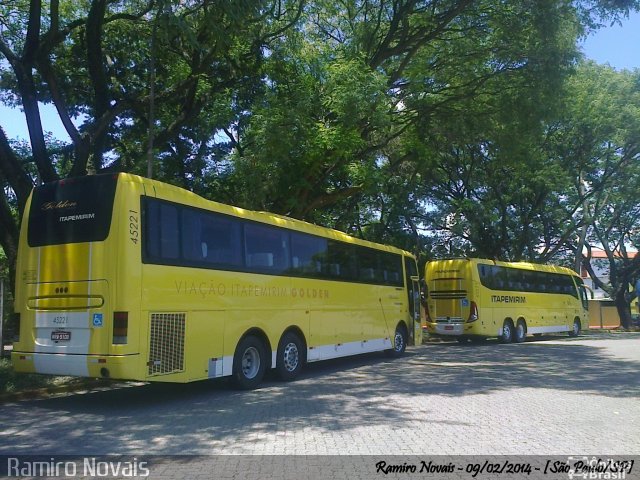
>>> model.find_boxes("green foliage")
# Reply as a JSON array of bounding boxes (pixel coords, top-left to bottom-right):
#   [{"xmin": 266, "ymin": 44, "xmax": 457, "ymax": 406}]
[
  {"xmin": 541, "ymin": 62, "xmax": 640, "ymax": 326},
  {"xmin": 1, "ymin": 0, "xmax": 639, "ymax": 294},
  {"xmin": 0, "ymin": 357, "xmax": 95, "ymax": 394},
  {"xmin": 0, "ymin": 246, "xmax": 15, "ymax": 350},
  {"xmin": 230, "ymin": 35, "xmax": 391, "ymax": 219}
]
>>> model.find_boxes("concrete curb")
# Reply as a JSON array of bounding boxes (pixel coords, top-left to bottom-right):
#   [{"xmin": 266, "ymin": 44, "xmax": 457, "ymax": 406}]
[{"xmin": 0, "ymin": 379, "xmax": 139, "ymax": 403}]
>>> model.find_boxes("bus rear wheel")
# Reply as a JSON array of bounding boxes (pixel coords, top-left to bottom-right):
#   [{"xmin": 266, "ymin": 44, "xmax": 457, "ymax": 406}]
[
  {"xmin": 499, "ymin": 320, "xmax": 514, "ymax": 344},
  {"xmin": 232, "ymin": 335, "xmax": 267, "ymax": 390},
  {"xmin": 568, "ymin": 319, "xmax": 581, "ymax": 337},
  {"xmin": 276, "ymin": 332, "xmax": 305, "ymax": 381},
  {"xmin": 514, "ymin": 320, "xmax": 527, "ymax": 343}
]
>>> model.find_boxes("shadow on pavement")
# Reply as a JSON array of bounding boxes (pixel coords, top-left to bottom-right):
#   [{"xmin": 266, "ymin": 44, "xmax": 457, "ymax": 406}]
[{"xmin": 1, "ymin": 335, "xmax": 637, "ymax": 454}]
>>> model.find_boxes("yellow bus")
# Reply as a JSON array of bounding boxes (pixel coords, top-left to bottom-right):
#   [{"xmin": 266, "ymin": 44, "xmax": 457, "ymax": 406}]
[
  {"xmin": 12, "ymin": 173, "xmax": 421, "ymax": 388},
  {"xmin": 424, "ymin": 258, "xmax": 589, "ymax": 343}
]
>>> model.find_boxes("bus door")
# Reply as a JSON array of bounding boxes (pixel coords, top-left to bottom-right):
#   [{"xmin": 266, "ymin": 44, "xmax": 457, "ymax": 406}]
[
  {"xmin": 404, "ymin": 257, "xmax": 422, "ymax": 345},
  {"xmin": 409, "ymin": 276, "xmax": 422, "ymax": 344}
]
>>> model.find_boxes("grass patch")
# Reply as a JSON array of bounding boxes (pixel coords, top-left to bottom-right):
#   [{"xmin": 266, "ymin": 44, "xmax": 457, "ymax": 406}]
[{"xmin": 0, "ymin": 357, "xmax": 91, "ymax": 395}]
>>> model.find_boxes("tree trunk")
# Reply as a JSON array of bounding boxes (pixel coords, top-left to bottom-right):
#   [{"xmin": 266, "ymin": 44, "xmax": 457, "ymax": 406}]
[{"xmin": 614, "ymin": 288, "xmax": 632, "ymax": 330}]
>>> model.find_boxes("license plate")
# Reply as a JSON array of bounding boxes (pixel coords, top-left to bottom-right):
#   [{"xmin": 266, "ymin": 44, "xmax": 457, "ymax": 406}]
[
  {"xmin": 51, "ymin": 330, "xmax": 71, "ymax": 341},
  {"xmin": 444, "ymin": 326, "xmax": 454, "ymax": 331}
]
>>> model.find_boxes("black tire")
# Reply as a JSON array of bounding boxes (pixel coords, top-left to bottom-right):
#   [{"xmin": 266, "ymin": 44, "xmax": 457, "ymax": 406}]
[
  {"xmin": 568, "ymin": 319, "xmax": 581, "ymax": 337},
  {"xmin": 276, "ymin": 332, "xmax": 305, "ymax": 381},
  {"xmin": 499, "ymin": 320, "xmax": 514, "ymax": 344},
  {"xmin": 232, "ymin": 335, "xmax": 267, "ymax": 390},
  {"xmin": 387, "ymin": 324, "xmax": 408, "ymax": 357},
  {"xmin": 514, "ymin": 320, "xmax": 527, "ymax": 343}
]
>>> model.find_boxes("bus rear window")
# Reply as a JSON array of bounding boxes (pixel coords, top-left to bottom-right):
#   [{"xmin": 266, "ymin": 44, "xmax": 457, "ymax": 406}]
[{"xmin": 27, "ymin": 174, "xmax": 118, "ymax": 247}]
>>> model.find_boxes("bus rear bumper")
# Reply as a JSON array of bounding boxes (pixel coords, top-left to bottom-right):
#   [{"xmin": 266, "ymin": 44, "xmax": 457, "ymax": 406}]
[
  {"xmin": 11, "ymin": 351, "xmax": 140, "ymax": 380},
  {"xmin": 425, "ymin": 323, "xmax": 465, "ymax": 336}
]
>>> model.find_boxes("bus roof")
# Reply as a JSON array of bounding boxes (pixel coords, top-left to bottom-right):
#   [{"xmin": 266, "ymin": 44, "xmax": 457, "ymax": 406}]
[
  {"xmin": 120, "ymin": 173, "xmax": 414, "ymax": 258},
  {"xmin": 428, "ymin": 257, "xmax": 579, "ymax": 277}
]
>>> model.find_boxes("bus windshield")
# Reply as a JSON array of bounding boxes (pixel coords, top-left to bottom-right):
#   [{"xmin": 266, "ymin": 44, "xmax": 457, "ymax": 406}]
[{"xmin": 27, "ymin": 174, "xmax": 118, "ymax": 247}]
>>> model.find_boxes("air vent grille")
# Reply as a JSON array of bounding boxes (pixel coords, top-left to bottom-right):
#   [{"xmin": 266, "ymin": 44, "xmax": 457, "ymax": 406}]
[{"xmin": 148, "ymin": 313, "xmax": 186, "ymax": 375}]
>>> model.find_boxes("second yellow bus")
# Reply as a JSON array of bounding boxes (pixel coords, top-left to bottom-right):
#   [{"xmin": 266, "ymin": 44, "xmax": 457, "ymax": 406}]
[{"xmin": 424, "ymin": 258, "xmax": 589, "ymax": 343}]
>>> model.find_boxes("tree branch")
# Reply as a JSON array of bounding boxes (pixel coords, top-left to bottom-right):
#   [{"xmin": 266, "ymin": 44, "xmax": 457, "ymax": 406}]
[
  {"xmin": 22, "ymin": 0, "xmax": 42, "ymax": 64},
  {"xmin": 0, "ymin": 127, "xmax": 34, "ymax": 213}
]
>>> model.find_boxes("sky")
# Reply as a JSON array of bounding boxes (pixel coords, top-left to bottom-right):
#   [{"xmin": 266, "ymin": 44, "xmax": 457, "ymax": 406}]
[
  {"xmin": 1, "ymin": 11, "xmax": 640, "ymax": 144},
  {"xmin": 580, "ymin": 9, "xmax": 640, "ymax": 70}
]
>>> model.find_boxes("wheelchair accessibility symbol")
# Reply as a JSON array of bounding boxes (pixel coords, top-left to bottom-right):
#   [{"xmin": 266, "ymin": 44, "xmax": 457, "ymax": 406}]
[{"xmin": 93, "ymin": 313, "xmax": 103, "ymax": 327}]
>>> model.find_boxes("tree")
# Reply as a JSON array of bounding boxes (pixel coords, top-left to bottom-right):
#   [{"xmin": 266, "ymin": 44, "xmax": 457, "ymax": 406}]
[
  {"xmin": 226, "ymin": 0, "xmax": 587, "ymax": 246},
  {"xmin": 555, "ymin": 64, "xmax": 640, "ymax": 328},
  {"xmin": 2, "ymin": 0, "xmax": 639, "ymax": 298},
  {"xmin": 0, "ymin": 0, "xmax": 303, "ymax": 291},
  {"xmin": 383, "ymin": 0, "xmax": 584, "ymax": 260}
]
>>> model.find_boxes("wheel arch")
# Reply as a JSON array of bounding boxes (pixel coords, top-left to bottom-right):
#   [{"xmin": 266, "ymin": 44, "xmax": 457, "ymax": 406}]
[
  {"xmin": 395, "ymin": 319, "xmax": 409, "ymax": 334},
  {"xmin": 238, "ymin": 327, "xmax": 272, "ymax": 363},
  {"xmin": 279, "ymin": 326, "xmax": 308, "ymax": 358}
]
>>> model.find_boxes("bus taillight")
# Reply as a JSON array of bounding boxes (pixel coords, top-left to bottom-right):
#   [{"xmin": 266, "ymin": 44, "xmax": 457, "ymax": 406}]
[
  {"xmin": 467, "ymin": 301, "xmax": 478, "ymax": 323},
  {"xmin": 113, "ymin": 312, "xmax": 128, "ymax": 344}
]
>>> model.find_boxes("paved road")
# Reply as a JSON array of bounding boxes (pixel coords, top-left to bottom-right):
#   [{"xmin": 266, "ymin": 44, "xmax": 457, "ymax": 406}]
[{"xmin": 0, "ymin": 333, "xmax": 638, "ymax": 458}]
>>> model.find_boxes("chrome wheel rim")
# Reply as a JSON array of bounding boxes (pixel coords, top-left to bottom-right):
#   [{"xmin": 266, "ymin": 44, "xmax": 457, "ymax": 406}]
[
  {"xmin": 394, "ymin": 331, "xmax": 405, "ymax": 352},
  {"xmin": 283, "ymin": 342, "xmax": 299, "ymax": 372},
  {"xmin": 503, "ymin": 324, "xmax": 511, "ymax": 340},
  {"xmin": 241, "ymin": 346, "xmax": 260, "ymax": 379}
]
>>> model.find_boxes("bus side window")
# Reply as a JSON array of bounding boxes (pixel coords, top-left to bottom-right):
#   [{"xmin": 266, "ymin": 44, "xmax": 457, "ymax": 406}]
[
  {"xmin": 357, "ymin": 248, "xmax": 382, "ymax": 283},
  {"xmin": 244, "ymin": 223, "xmax": 290, "ymax": 273},
  {"xmin": 381, "ymin": 252, "xmax": 403, "ymax": 286},
  {"xmin": 145, "ymin": 201, "xmax": 179, "ymax": 261},
  {"xmin": 181, "ymin": 209, "xmax": 203, "ymax": 261},
  {"xmin": 580, "ymin": 286, "xmax": 589, "ymax": 310},
  {"xmin": 326, "ymin": 241, "xmax": 356, "ymax": 280},
  {"xmin": 290, "ymin": 233, "xmax": 327, "ymax": 276},
  {"xmin": 201, "ymin": 216, "xmax": 242, "ymax": 267}
]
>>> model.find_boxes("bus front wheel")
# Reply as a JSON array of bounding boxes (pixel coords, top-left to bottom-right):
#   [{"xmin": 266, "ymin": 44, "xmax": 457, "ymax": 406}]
[
  {"xmin": 387, "ymin": 324, "xmax": 408, "ymax": 357},
  {"xmin": 232, "ymin": 335, "xmax": 267, "ymax": 390},
  {"xmin": 568, "ymin": 319, "xmax": 581, "ymax": 337},
  {"xmin": 276, "ymin": 332, "xmax": 305, "ymax": 381},
  {"xmin": 499, "ymin": 320, "xmax": 514, "ymax": 344}
]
